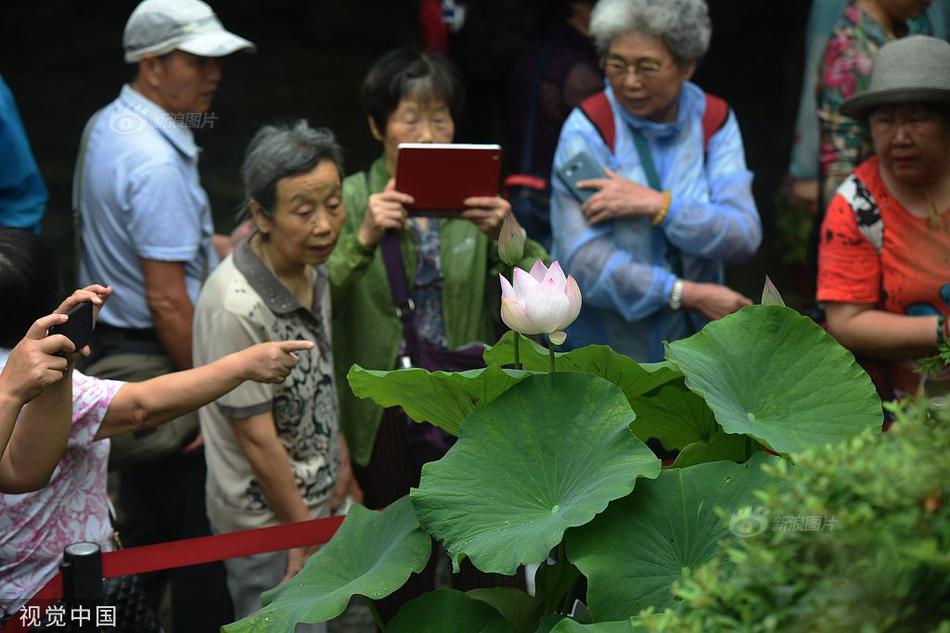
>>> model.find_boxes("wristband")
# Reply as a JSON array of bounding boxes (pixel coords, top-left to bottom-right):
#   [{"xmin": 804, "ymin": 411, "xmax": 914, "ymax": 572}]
[
  {"xmin": 669, "ymin": 278, "xmax": 685, "ymax": 310},
  {"xmin": 651, "ymin": 191, "xmax": 672, "ymax": 226}
]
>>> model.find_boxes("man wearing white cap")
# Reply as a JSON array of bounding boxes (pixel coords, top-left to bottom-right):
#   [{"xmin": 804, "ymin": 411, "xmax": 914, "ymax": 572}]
[{"xmin": 73, "ymin": 0, "xmax": 254, "ymax": 629}]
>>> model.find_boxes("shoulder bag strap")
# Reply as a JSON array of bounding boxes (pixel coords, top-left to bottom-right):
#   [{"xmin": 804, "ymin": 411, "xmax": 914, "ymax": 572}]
[
  {"xmin": 629, "ymin": 125, "xmax": 697, "ymax": 334},
  {"xmin": 629, "ymin": 125, "xmax": 684, "ymax": 279},
  {"xmin": 379, "ymin": 228, "xmax": 424, "ymax": 368},
  {"xmin": 368, "ymin": 170, "xmax": 416, "ymax": 324},
  {"xmin": 72, "ymin": 109, "xmax": 104, "ymax": 287}
]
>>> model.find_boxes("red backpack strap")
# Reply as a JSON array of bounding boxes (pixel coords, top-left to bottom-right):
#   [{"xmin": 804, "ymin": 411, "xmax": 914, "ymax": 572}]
[
  {"xmin": 581, "ymin": 91, "xmax": 726, "ymax": 154},
  {"xmin": 702, "ymin": 92, "xmax": 729, "ymax": 150},
  {"xmin": 579, "ymin": 91, "xmax": 616, "ymax": 154}
]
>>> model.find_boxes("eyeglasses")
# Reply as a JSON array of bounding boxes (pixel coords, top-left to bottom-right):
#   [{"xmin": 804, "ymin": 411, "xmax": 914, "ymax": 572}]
[{"xmin": 603, "ymin": 57, "xmax": 666, "ymax": 79}]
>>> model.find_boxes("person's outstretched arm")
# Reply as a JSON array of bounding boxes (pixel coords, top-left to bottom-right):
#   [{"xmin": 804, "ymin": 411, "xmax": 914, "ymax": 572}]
[{"xmin": 95, "ymin": 340, "xmax": 314, "ymax": 440}]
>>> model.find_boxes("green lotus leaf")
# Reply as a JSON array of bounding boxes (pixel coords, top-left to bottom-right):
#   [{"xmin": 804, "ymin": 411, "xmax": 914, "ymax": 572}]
[
  {"xmin": 669, "ymin": 431, "xmax": 752, "ymax": 468},
  {"xmin": 566, "ymin": 454, "xmax": 776, "ymax": 621},
  {"xmin": 548, "ymin": 619, "xmax": 647, "ymax": 633},
  {"xmin": 468, "ymin": 587, "xmax": 540, "ymax": 633},
  {"xmin": 628, "ymin": 379, "xmax": 717, "ymax": 452},
  {"xmin": 223, "ymin": 497, "xmax": 430, "ymax": 633},
  {"xmin": 386, "ymin": 589, "xmax": 514, "ymax": 633},
  {"xmin": 536, "ymin": 614, "xmax": 569, "ymax": 633},
  {"xmin": 411, "ymin": 373, "xmax": 661, "ymax": 575},
  {"xmin": 664, "ymin": 305, "xmax": 882, "ymax": 454},
  {"xmin": 347, "ymin": 363, "xmax": 531, "ymax": 436},
  {"xmin": 485, "ymin": 331, "xmax": 681, "ymax": 397}
]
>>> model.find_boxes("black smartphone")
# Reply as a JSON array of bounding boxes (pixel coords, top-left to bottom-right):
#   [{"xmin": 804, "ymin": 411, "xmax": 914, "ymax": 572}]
[
  {"xmin": 48, "ymin": 301, "xmax": 94, "ymax": 352},
  {"xmin": 555, "ymin": 151, "xmax": 604, "ymax": 204}
]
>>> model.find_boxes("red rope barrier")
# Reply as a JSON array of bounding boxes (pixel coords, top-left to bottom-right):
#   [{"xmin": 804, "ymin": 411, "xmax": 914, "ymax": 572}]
[{"xmin": 2, "ymin": 514, "xmax": 344, "ymax": 632}]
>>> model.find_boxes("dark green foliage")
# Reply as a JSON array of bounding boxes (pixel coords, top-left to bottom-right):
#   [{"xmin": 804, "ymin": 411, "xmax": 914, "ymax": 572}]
[{"xmin": 633, "ymin": 398, "xmax": 950, "ymax": 633}]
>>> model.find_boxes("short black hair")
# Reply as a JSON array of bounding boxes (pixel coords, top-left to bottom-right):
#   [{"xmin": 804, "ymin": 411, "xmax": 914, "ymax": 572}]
[
  {"xmin": 0, "ymin": 229, "xmax": 61, "ymax": 348},
  {"xmin": 360, "ymin": 48, "xmax": 465, "ymax": 134}
]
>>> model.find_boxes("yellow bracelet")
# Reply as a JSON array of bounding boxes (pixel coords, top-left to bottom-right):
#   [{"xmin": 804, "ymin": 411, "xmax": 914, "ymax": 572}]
[{"xmin": 651, "ymin": 191, "xmax": 672, "ymax": 226}]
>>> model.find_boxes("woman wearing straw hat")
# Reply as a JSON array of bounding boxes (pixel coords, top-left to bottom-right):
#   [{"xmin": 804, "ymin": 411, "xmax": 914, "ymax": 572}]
[{"xmin": 818, "ymin": 35, "xmax": 950, "ymax": 400}]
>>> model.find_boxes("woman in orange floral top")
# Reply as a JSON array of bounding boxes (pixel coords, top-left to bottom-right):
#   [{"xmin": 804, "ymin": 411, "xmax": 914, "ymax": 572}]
[{"xmin": 818, "ymin": 36, "xmax": 950, "ymax": 400}]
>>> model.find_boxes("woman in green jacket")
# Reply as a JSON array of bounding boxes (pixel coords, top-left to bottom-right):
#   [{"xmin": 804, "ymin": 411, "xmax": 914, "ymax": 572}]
[{"xmin": 329, "ymin": 48, "xmax": 545, "ymax": 507}]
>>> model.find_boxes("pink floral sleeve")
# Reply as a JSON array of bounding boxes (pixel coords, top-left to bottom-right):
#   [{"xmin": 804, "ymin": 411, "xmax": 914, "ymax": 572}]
[{"xmin": 0, "ymin": 371, "xmax": 124, "ymax": 616}]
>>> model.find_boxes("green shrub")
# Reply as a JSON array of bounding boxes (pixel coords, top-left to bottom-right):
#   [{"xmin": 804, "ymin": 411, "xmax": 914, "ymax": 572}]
[{"xmin": 638, "ymin": 398, "xmax": 950, "ymax": 633}]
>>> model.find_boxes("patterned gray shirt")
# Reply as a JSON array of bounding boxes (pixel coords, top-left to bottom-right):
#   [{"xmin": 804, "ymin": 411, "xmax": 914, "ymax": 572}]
[{"xmin": 194, "ymin": 238, "xmax": 340, "ymax": 532}]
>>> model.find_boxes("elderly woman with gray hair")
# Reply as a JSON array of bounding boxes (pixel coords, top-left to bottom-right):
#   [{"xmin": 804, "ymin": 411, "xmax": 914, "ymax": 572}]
[
  {"xmin": 193, "ymin": 120, "xmax": 361, "ymax": 626},
  {"xmin": 550, "ymin": 0, "xmax": 762, "ymax": 362}
]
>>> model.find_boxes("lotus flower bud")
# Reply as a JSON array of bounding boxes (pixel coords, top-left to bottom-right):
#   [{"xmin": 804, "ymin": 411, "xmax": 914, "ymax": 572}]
[{"xmin": 497, "ymin": 212, "xmax": 526, "ymax": 266}]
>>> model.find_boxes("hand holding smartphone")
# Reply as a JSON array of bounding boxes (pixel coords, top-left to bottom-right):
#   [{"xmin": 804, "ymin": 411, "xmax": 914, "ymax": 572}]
[
  {"xmin": 48, "ymin": 301, "xmax": 94, "ymax": 356},
  {"xmin": 556, "ymin": 151, "xmax": 604, "ymax": 204}
]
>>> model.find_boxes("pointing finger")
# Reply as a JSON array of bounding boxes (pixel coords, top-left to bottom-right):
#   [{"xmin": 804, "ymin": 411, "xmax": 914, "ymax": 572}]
[{"xmin": 279, "ymin": 340, "xmax": 315, "ymax": 353}]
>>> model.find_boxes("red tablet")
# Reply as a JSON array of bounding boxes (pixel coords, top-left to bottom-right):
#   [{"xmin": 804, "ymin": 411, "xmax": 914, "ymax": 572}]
[{"xmin": 395, "ymin": 143, "xmax": 503, "ymax": 216}]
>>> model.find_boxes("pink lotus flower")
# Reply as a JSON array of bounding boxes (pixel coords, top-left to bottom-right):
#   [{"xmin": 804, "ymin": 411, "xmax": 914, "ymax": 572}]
[{"xmin": 499, "ymin": 260, "xmax": 582, "ymax": 345}]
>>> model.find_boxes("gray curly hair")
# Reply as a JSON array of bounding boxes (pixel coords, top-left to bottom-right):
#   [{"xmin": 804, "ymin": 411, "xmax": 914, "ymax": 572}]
[
  {"xmin": 239, "ymin": 120, "xmax": 344, "ymax": 221},
  {"xmin": 590, "ymin": 0, "xmax": 712, "ymax": 64}
]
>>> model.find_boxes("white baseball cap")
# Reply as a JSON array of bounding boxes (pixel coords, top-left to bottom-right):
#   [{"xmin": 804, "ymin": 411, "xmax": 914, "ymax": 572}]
[{"xmin": 123, "ymin": 0, "xmax": 256, "ymax": 63}]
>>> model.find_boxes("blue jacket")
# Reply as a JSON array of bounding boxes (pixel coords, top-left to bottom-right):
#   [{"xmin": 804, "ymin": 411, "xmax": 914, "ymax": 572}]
[
  {"xmin": 551, "ymin": 81, "xmax": 761, "ymax": 361},
  {"xmin": 0, "ymin": 76, "xmax": 47, "ymax": 233}
]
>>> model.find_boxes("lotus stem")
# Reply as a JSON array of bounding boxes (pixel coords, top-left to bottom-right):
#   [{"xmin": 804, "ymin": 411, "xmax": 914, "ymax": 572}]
[
  {"xmin": 560, "ymin": 579, "xmax": 576, "ymax": 616},
  {"xmin": 556, "ymin": 542, "xmax": 574, "ymax": 614},
  {"xmin": 513, "ymin": 331, "xmax": 522, "ymax": 370},
  {"xmin": 547, "ymin": 337, "xmax": 556, "ymax": 373},
  {"xmin": 367, "ymin": 600, "xmax": 385, "ymax": 631}
]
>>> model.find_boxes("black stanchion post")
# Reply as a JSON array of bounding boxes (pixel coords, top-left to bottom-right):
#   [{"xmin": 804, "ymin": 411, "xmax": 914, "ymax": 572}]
[{"xmin": 60, "ymin": 542, "xmax": 103, "ymax": 631}]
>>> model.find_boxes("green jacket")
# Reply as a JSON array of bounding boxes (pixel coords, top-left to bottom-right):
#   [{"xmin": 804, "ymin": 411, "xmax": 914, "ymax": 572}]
[{"xmin": 329, "ymin": 156, "xmax": 548, "ymax": 465}]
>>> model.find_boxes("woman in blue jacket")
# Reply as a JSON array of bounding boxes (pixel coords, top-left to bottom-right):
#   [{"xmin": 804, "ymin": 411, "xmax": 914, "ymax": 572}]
[{"xmin": 551, "ymin": 0, "xmax": 762, "ymax": 361}]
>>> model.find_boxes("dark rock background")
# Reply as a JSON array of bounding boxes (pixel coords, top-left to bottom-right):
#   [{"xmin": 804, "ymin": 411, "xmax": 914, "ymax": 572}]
[{"xmin": 1, "ymin": 0, "xmax": 810, "ymax": 300}]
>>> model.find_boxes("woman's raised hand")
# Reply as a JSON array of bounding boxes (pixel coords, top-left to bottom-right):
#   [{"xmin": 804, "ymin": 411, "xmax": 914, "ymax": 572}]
[
  {"xmin": 461, "ymin": 195, "xmax": 512, "ymax": 239},
  {"xmin": 578, "ymin": 167, "xmax": 667, "ymax": 224},
  {"xmin": 0, "ymin": 314, "xmax": 76, "ymax": 406},
  {"xmin": 239, "ymin": 340, "xmax": 316, "ymax": 384},
  {"xmin": 358, "ymin": 178, "xmax": 412, "ymax": 248},
  {"xmin": 54, "ymin": 285, "xmax": 112, "ymax": 357}
]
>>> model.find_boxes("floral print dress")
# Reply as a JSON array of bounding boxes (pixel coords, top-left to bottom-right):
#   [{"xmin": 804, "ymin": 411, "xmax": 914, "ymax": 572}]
[
  {"xmin": 817, "ymin": 2, "xmax": 931, "ymax": 206},
  {"xmin": 0, "ymin": 369, "xmax": 123, "ymax": 617}
]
